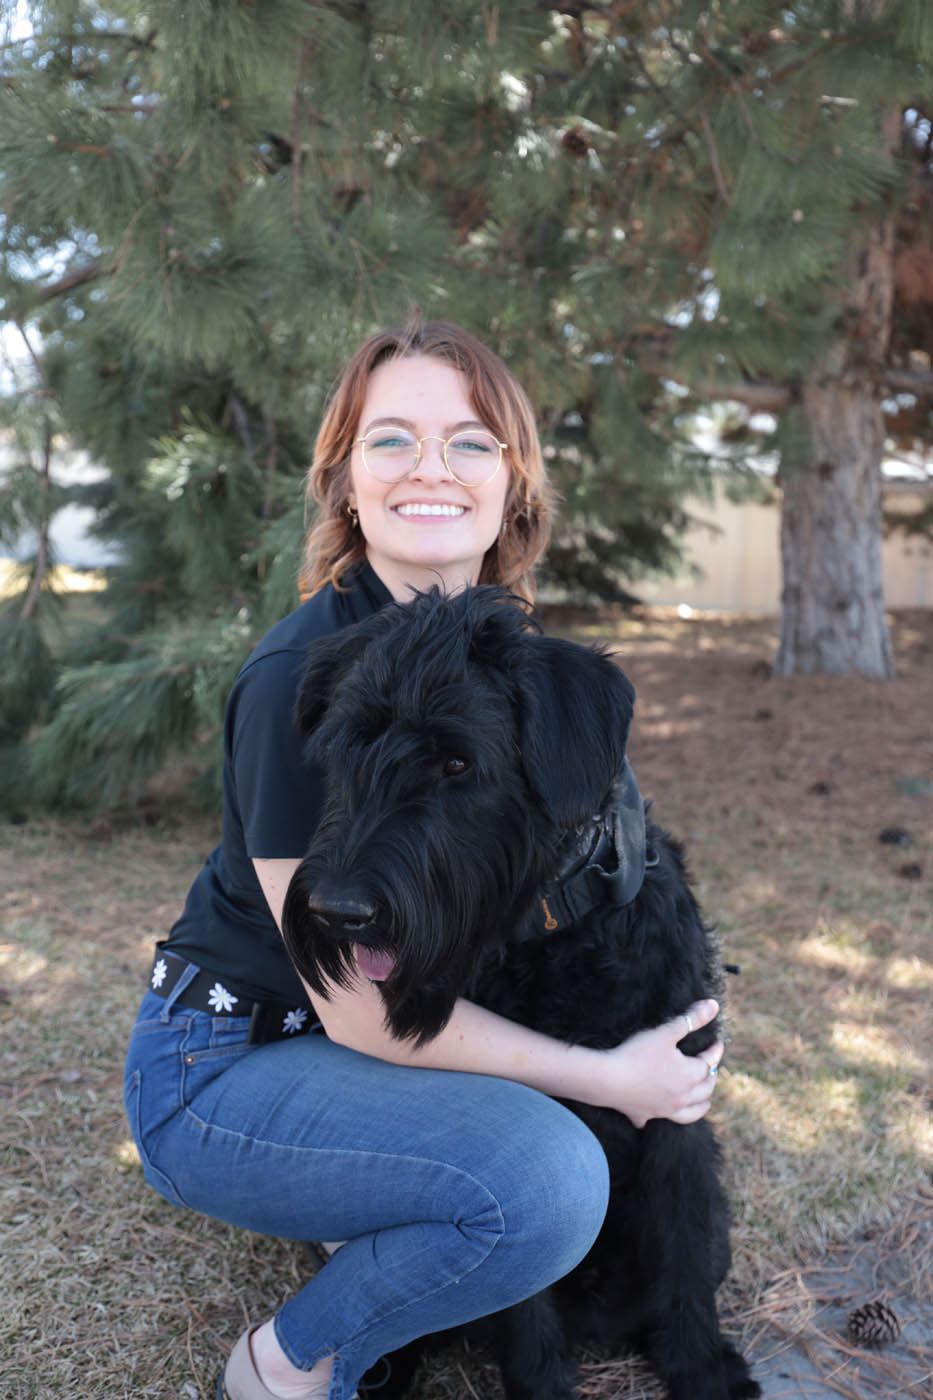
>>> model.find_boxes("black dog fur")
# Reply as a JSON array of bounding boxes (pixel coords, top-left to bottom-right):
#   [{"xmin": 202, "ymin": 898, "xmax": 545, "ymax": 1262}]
[{"xmin": 281, "ymin": 587, "xmax": 759, "ymax": 1400}]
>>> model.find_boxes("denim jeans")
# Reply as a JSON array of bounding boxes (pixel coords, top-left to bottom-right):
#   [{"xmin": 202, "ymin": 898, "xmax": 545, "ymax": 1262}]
[{"xmin": 124, "ymin": 980, "xmax": 610, "ymax": 1400}]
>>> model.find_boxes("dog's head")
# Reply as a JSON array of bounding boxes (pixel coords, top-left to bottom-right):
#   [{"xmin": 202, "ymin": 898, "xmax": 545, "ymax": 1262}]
[{"xmin": 281, "ymin": 586, "xmax": 635, "ymax": 1042}]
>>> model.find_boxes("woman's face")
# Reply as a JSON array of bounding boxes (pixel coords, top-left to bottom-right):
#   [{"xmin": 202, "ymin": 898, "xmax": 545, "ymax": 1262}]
[{"xmin": 348, "ymin": 355, "xmax": 511, "ymax": 601}]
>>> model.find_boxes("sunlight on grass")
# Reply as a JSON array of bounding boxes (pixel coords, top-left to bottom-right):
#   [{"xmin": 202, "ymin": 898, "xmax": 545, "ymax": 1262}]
[
  {"xmin": 886, "ymin": 954, "xmax": 933, "ymax": 989},
  {"xmin": 830, "ymin": 1020, "xmax": 927, "ymax": 1076},
  {"xmin": 0, "ymin": 938, "xmax": 48, "ymax": 982},
  {"xmin": 724, "ymin": 1070, "xmax": 865, "ymax": 1151},
  {"xmin": 736, "ymin": 874, "xmax": 781, "ymax": 903},
  {"xmin": 114, "ymin": 1138, "xmax": 141, "ymax": 1172},
  {"xmin": 796, "ymin": 929, "xmax": 874, "ymax": 974}
]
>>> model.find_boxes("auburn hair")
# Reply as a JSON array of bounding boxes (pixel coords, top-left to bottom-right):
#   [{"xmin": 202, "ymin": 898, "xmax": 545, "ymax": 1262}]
[{"xmin": 298, "ymin": 314, "xmax": 555, "ymax": 603}]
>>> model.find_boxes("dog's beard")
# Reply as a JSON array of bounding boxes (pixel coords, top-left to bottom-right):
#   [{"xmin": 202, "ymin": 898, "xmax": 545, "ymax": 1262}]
[{"xmin": 282, "ymin": 795, "xmax": 547, "ymax": 1045}]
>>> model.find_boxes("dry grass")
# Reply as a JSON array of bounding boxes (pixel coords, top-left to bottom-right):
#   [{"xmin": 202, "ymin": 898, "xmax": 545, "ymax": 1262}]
[{"xmin": 2, "ymin": 606, "xmax": 932, "ymax": 1400}]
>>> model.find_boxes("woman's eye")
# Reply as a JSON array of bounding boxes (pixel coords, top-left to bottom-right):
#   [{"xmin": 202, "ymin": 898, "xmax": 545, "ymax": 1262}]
[
  {"xmin": 371, "ymin": 435, "xmax": 411, "ymax": 450},
  {"xmin": 442, "ymin": 757, "xmax": 470, "ymax": 777},
  {"xmin": 451, "ymin": 437, "xmax": 491, "ymax": 453}
]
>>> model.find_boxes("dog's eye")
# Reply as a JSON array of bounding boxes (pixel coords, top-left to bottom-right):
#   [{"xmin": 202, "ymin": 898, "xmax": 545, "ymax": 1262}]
[{"xmin": 442, "ymin": 757, "xmax": 470, "ymax": 777}]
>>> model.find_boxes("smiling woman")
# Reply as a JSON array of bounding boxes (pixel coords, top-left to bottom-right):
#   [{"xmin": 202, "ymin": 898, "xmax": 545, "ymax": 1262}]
[{"xmin": 122, "ymin": 312, "xmax": 724, "ymax": 1400}]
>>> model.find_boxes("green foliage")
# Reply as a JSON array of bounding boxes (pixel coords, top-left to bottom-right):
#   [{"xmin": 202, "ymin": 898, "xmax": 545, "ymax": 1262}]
[
  {"xmin": 1, "ymin": 0, "xmax": 928, "ymax": 804},
  {"xmin": 28, "ymin": 615, "xmax": 254, "ymax": 810},
  {"xmin": 0, "ymin": 608, "xmax": 57, "ymax": 744}
]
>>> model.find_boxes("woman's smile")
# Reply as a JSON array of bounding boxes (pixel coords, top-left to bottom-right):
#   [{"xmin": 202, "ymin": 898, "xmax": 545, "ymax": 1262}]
[{"xmin": 392, "ymin": 500, "xmax": 469, "ymax": 519}]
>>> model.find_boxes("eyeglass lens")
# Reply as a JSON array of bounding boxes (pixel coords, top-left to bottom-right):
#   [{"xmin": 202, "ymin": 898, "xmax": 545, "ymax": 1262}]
[{"xmin": 362, "ymin": 430, "xmax": 501, "ymax": 486}]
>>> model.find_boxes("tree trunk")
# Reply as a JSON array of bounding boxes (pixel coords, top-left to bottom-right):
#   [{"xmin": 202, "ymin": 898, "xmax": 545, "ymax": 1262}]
[
  {"xmin": 775, "ymin": 219, "xmax": 897, "ymax": 679},
  {"xmin": 776, "ymin": 380, "xmax": 894, "ymax": 677}
]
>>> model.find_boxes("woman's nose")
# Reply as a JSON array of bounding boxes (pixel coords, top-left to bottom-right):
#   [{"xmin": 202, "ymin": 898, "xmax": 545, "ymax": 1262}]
[{"xmin": 410, "ymin": 436, "xmax": 450, "ymax": 480}]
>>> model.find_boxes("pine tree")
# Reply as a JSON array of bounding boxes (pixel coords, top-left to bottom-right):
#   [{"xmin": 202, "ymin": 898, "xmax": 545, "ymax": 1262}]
[
  {"xmin": 0, "ymin": 324, "xmax": 63, "ymax": 747},
  {"xmin": 2, "ymin": 1, "xmax": 931, "ymax": 810},
  {"xmin": 0, "ymin": 0, "xmax": 709, "ymax": 809},
  {"xmin": 533, "ymin": 1, "xmax": 929, "ymax": 679}
]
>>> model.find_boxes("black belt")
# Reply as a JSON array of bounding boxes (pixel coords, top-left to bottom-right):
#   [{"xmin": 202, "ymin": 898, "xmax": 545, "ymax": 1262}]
[{"xmin": 147, "ymin": 947, "xmax": 319, "ymax": 1044}]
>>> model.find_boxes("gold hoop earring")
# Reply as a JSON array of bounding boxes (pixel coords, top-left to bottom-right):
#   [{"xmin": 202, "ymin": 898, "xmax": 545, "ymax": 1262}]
[{"xmin": 346, "ymin": 503, "xmax": 359, "ymax": 528}]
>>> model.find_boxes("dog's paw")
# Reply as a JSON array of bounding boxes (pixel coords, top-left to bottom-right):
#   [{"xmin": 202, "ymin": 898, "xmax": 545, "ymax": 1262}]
[
  {"xmin": 663, "ymin": 1347, "xmax": 760, "ymax": 1400},
  {"xmin": 721, "ymin": 1340, "xmax": 761, "ymax": 1399}
]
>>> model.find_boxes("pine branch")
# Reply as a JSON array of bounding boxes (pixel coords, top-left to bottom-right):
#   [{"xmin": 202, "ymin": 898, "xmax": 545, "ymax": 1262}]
[
  {"xmin": 12, "ymin": 324, "xmax": 56, "ymax": 619},
  {"xmin": 19, "ymin": 417, "xmax": 53, "ymax": 622},
  {"xmin": 14, "ymin": 321, "xmax": 48, "ymax": 387},
  {"xmin": 99, "ymin": 101, "xmax": 160, "ymax": 115},
  {"xmin": 697, "ymin": 104, "xmax": 731, "ymax": 203},
  {"xmin": 880, "ymin": 367, "xmax": 933, "ymax": 396},
  {"xmin": 37, "ymin": 262, "xmax": 102, "ymax": 303},
  {"xmin": 262, "ymin": 406, "xmax": 279, "ymax": 523},
  {"xmin": 621, "ymin": 327, "xmax": 794, "ymax": 408},
  {"xmin": 290, "ymin": 38, "xmax": 313, "ymax": 231}
]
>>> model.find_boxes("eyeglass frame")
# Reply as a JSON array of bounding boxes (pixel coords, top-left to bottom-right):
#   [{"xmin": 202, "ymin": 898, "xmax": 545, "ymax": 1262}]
[{"xmin": 353, "ymin": 428, "xmax": 509, "ymax": 488}]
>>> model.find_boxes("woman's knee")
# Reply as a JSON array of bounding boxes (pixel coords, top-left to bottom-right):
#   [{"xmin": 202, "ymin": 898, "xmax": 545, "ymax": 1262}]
[{"xmin": 490, "ymin": 1099, "xmax": 609, "ymax": 1284}]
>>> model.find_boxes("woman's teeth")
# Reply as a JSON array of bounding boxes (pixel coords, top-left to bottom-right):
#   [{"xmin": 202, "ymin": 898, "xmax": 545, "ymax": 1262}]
[{"xmin": 395, "ymin": 504, "xmax": 466, "ymax": 517}]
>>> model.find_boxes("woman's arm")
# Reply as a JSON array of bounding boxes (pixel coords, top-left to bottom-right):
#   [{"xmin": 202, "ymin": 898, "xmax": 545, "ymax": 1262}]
[{"xmin": 254, "ymin": 858, "xmax": 722, "ymax": 1129}]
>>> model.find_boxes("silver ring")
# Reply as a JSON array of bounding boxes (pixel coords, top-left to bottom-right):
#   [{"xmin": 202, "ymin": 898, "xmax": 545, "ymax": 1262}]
[
  {"xmin": 707, "ymin": 1062, "xmax": 719, "ymax": 1079},
  {"xmin": 683, "ymin": 1013, "xmax": 693, "ymax": 1035}
]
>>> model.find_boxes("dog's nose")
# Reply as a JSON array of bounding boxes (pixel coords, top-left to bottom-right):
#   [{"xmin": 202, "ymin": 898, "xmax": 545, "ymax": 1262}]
[{"xmin": 307, "ymin": 886, "xmax": 377, "ymax": 934}]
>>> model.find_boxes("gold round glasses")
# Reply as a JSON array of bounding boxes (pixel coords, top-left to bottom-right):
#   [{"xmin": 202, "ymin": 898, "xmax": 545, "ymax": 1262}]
[{"xmin": 355, "ymin": 428, "xmax": 507, "ymax": 487}]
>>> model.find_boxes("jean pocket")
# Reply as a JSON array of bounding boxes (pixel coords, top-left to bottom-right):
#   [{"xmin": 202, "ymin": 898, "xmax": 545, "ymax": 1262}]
[
  {"xmin": 182, "ymin": 1014, "xmax": 253, "ymax": 1061},
  {"xmin": 179, "ymin": 1019, "xmax": 256, "ymax": 1115},
  {"xmin": 123, "ymin": 1067, "xmax": 187, "ymax": 1209}
]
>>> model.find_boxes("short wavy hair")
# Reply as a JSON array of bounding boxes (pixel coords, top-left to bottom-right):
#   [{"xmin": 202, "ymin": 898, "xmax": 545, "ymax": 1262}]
[{"xmin": 298, "ymin": 314, "xmax": 555, "ymax": 603}]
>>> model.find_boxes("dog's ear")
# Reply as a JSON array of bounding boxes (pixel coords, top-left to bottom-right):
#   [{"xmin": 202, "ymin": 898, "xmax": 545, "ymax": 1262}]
[
  {"xmin": 294, "ymin": 616, "xmax": 384, "ymax": 736},
  {"xmin": 517, "ymin": 635, "xmax": 635, "ymax": 827}
]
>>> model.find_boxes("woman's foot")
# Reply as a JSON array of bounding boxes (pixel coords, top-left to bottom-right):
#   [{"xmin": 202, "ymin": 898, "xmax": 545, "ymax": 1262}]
[{"xmin": 218, "ymin": 1322, "xmax": 335, "ymax": 1400}]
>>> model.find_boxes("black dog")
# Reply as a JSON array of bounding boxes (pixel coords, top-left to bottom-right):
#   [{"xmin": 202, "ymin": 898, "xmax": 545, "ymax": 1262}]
[{"xmin": 282, "ymin": 587, "xmax": 759, "ymax": 1400}]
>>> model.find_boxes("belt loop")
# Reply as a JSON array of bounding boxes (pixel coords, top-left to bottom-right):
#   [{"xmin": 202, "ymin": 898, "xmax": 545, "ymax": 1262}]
[{"xmin": 160, "ymin": 960, "xmax": 200, "ymax": 1022}]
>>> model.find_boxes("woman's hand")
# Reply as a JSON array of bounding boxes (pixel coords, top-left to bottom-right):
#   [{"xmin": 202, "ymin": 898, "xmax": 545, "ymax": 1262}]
[
  {"xmin": 597, "ymin": 999, "xmax": 724, "ymax": 1128},
  {"xmin": 253, "ymin": 859, "xmax": 727, "ymax": 1133}
]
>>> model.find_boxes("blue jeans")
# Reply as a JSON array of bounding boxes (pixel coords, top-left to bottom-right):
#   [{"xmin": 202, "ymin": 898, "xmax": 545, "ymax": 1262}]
[{"xmin": 124, "ymin": 981, "xmax": 610, "ymax": 1400}]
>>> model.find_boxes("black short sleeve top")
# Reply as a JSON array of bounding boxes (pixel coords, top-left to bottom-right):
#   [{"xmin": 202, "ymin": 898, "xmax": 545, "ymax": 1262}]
[{"xmin": 162, "ymin": 561, "xmax": 393, "ymax": 1004}]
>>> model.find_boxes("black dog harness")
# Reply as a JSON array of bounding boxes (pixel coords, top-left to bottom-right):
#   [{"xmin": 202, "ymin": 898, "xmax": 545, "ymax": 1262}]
[{"xmin": 516, "ymin": 761, "xmax": 656, "ymax": 941}]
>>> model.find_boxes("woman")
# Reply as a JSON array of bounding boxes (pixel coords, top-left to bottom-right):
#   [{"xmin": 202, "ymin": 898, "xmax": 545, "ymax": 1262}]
[{"xmin": 124, "ymin": 316, "xmax": 723, "ymax": 1400}]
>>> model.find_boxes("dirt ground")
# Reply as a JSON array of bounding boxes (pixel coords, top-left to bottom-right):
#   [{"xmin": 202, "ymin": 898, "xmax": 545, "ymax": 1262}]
[
  {"xmin": 538, "ymin": 605, "xmax": 933, "ymax": 1399},
  {"xmin": 539, "ymin": 604, "xmax": 933, "ymax": 843},
  {"xmin": 2, "ymin": 604, "xmax": 931, "ymax": 1400}
]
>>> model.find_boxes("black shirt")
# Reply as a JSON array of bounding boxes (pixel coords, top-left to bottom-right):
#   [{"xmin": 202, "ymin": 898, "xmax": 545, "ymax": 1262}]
[{"xmin": 164, "ymin": 561, "xmax": 393, "ymax": 1004}]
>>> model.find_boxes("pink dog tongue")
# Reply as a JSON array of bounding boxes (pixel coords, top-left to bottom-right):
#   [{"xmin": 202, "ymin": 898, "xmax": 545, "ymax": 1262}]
[{"xmin": 355, "ymin": 945, "xmax": 396, "ymax": 981}]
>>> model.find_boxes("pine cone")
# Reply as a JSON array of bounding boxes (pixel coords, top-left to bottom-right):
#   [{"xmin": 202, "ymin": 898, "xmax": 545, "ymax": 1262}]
[{"xmin": 846, "ymin": 1300, "xmax": 901, "ymax": 1346}]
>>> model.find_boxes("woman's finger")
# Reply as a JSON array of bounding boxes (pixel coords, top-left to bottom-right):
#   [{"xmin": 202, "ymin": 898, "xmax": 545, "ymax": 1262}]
[
  {"xmin": 682, "ymin": 1044, "xmax": 725, "ymax": 1109},
  {"xmin": 675, "ymin": 999, "xmax": 719, "ymax": 1041},
  {"xmin": 698, "ymin": 1040, "xmax": 725, "ymax": 1079}
]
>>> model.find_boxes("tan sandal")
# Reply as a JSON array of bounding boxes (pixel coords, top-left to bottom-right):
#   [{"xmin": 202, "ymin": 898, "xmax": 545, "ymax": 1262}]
[
  {"xmin": 217, "ymin": 1326, "xmax": 357, "ymax": 1400},
  {"xmin": 217, "ymin": 1326, "xmax": 283, "ymax": 1400}
]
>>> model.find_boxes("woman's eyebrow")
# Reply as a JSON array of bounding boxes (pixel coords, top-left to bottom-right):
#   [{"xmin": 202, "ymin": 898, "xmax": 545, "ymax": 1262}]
[{"xmin": 361, "ymin": 417, "xmax": 489, "ymax": 435}]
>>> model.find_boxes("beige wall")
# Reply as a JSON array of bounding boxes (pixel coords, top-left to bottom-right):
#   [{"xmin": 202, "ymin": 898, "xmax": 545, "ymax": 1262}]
[{"xmin": 634, "ymin": 483, "xmax": 933, "ymax": 612}]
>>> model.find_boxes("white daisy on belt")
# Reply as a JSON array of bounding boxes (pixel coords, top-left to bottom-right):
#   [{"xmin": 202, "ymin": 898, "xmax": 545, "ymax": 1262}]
[{"xmin": 207, "ymin": 982, "xmax": 238, "ymax": 1013}]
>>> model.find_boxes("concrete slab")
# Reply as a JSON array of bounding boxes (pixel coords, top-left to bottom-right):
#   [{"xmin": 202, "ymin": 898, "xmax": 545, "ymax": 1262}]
[{"xmin": 744, "ymin": 1199, "xmax": 932, "ymax": 1399}]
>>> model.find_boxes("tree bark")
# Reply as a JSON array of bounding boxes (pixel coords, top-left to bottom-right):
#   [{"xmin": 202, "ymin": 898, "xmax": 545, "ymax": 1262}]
[
  {"xmin": 776, "ymin": 379, "xmax": 894, "ymax": 677},
  {"xmin": 775, "ymin": 221, "xmax": 897, "ymax": 679}
]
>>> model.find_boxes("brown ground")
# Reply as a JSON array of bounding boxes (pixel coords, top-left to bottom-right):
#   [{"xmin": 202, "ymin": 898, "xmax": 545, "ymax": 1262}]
[{"xmin": 1, "ymin": 605, "xmax": 931, "ymax": 1400}]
